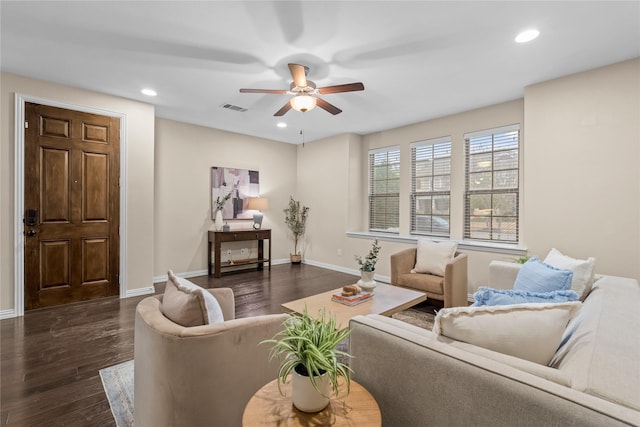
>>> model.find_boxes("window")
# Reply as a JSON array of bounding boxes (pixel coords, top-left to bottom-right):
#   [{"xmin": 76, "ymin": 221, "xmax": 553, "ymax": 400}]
[
  {"xmin": 411, "ymin": 137, "xmax": 451, "ymax": 236},
  {"xmin": 368, "ymin": 146, "xmax": 400, "ymax": 232},
  {"xmin": 464, "ymin": 125, "xmax": 520, "ymax": 242}
]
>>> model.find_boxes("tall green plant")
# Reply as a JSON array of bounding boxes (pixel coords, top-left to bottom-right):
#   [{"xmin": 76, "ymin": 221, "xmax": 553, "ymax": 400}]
[
  {"xmin": 262, "ymin": 308, "xmax": 352, "ymax": 398},
  {"xmin": 283, "ymin": 196, "xmax": 309, "ymax": 255}
]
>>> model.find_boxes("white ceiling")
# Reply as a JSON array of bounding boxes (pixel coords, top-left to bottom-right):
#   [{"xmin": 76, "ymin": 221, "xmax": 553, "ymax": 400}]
[{"xmin": 2, "ymin": 1, "xmax": 639, "ymax": 144}]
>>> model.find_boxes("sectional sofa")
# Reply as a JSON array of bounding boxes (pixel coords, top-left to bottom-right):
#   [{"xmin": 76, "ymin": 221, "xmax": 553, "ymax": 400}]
[{"xmin": 349, "ymin": 262, "xmax": 640, "ymax": 426}]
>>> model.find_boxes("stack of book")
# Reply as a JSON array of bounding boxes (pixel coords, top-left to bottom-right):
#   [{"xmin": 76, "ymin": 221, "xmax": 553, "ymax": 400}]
[{"xmin": 331, "ymin": 291, "xmax": 373, "ymax": 306}]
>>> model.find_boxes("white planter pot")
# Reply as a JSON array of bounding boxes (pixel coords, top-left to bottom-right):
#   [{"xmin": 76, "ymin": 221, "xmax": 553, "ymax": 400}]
[
  {"xmin": 291, "ymin": 369, "xmax": 330, "ymax": 413},
  {"xmin": 357, "ymin": 270, "xmax": 377, "ymax": 293},
  {"xmin": 214, "ymin": 210, "xmax": 223, "ymax": 231}
]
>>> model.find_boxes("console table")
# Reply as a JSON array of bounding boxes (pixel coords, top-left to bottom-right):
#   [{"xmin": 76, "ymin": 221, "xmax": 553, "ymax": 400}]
[{"xmin": 208, "ymin": 229, "xmax": 271, "ymax": 278}]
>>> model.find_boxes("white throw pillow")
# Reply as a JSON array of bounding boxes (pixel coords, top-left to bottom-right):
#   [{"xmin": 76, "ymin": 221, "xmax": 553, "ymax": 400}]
[
  {"xmin": 433, "ymin": 301, "xmax": 581, "ymax": 365},
  {"xmin": 413, "ymin": 239, "xmax": 458, "ymax": 277},
  {"xmin": 161, "ymin": 270, "xmax": 224, "ymax": 327},
  {"xmin": 543, "ymin": 248, "xmax": 596, "ymax": 300}
]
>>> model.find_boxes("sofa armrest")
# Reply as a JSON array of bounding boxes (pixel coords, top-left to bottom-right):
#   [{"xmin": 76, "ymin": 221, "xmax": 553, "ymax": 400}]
[
  {"xmin": 488, "ymin": 260, "xmax": 522, "ymax": 290},
  {"xmin": 390, "ymin": 248, "xmax": 416, "ymax": 285},
  {"xmin": 443, "ymin": 252, "xmax": 468, "ymax": 307}
]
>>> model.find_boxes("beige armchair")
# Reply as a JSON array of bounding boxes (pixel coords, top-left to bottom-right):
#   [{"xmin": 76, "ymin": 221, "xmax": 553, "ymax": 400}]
[
  {"xmin": 134, "ymin": 288, "xmax": 288, "ymax": 427},
  {"xmin": 390, "ymin": 248, "xmax": 468, "ymax": 307}
]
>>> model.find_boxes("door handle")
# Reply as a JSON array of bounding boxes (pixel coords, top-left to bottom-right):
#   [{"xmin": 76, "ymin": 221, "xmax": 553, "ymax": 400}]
[
  {"xmin": 26, "ymin": 229, "xmax": 37, "ymax": 237},
  {"xmin": 25, "ymin": 209, "xmax": 38, "ymax": 226}
]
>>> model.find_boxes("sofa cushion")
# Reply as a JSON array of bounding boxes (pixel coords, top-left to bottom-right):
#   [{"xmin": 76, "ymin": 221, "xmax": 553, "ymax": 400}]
[
  {"xmin": 513, "ymin": 257, "xmax": 573, "ymax": 293},
  {"xmin": 413, "ymin": 239, "xmax": 457, "ymax": 277},
  {"xmin": 161, "ymin": 270, "xmax": 224, "ymax": 327},
  {"xmin": 550, "ymin": 276, "xmax": 640, "ymax": 411},
  {"xmin": 433, "ymin": 301, "xmax": 581, "ymax": 365},
  {"xmin": 472, "ymin": 287, "xmax": 579, "ymax": 306},
  {"xmin": 543, "ymin": 248, "xmax": 596, "ymax": 300},
  {"xmin": 398, "ymin": 273, "xmax": 444, "ymax": 294}
]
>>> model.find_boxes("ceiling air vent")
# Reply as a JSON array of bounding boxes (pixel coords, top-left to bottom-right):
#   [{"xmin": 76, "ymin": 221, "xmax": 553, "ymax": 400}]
[{"xmin": 221, "ymin": 103, "xmax": 248, "ymax": 112}]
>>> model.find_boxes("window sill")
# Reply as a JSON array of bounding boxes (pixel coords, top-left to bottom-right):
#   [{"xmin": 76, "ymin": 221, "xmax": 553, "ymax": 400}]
[{"xmin": 346, "ymin": 231, "xmax": 527, "ymax": 256}]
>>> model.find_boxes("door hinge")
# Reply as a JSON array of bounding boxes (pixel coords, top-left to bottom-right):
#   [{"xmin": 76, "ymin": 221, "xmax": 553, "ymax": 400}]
[{"xmin": 24, "ymin": 121, "xmax": 28, "ymax": 129}]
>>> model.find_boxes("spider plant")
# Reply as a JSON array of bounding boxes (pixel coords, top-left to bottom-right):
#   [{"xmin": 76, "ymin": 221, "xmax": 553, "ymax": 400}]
[{"xmin": 262, "ymin": 307, "xmax": 353, "ymax": 398}]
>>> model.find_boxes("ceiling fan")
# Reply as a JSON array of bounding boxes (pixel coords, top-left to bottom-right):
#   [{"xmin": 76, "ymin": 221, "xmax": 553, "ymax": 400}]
[{"xmin": 239, "ymin": 63, "xmax": 364, "ymax": 116}]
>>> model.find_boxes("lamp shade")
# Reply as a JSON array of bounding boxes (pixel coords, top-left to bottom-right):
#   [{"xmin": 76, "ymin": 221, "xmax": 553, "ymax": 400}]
[
  {"xmin": 247, "ymin": 197, "xmax": 269, "ymax": 211},
  {"xmin": 290, "ymin": 95, "xmax": 317, "ymax": 112}
]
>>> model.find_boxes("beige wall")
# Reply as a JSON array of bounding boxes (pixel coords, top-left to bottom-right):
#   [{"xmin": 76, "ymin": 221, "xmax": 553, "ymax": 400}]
[
  {"xmin": 0, "ymin": 72, "xmax": 155, "ymax": 314},
  {"xmin": 295, "ymin": 133, "xmax": 364, "ymax": 278},
  {"xmin": 296, "ymin": 100, "xmax": 525, "ymax": 291},
  {"xmin": 153, "ymin": 118, "xmax": 297, "ymax": 277},
  {"xmin": 523, "ymin": 58, "xmax": 640, "ymax": 279},
  {"xmin": 297, "ymin": 59, "xmax": 640, "ymax": 291}
]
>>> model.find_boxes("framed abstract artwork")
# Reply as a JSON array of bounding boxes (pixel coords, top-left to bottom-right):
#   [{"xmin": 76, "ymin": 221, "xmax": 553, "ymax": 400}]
[{"xmin": 211, "ymin": 166, "xmax": 259, "ymax": 220}]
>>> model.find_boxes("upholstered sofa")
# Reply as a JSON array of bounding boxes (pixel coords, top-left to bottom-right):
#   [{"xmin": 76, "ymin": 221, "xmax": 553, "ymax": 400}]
[
  {"xmin": 350, "ymin": 261, "xmax": 640, "ymax": 426},
  {"xmin": 134, "ymin": 287, "xmax": 288, "ymax": 427}
]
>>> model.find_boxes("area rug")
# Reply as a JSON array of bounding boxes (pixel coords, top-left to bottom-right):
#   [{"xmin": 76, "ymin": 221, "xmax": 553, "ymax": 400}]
[
  {"xmin": 392, "ymin": 305, "xmax": 436, "ymax": 330},
  {"xmin": 99, "ymin": 307, "xmax": 434, "ymax": 426},
  {"xmin": 99, "ymin": 359, "xmax": 134, "ymax": 427}
]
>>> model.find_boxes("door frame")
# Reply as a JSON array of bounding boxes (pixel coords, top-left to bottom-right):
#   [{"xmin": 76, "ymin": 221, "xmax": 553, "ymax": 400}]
[{"xmin": 13, "ymin": 93, "xmax": 128, "ymax": 317}]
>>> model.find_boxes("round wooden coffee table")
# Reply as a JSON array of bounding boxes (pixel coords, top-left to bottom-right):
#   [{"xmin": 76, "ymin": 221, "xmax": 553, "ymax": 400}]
[{"xmin": 242, "ymin": 377, "xmax": 381, "ymax": 426}]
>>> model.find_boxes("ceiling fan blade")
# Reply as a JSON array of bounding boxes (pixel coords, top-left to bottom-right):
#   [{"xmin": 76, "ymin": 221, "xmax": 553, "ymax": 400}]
[
  {"xmin": 317, "ymin": 82, "xmax": 365, "ymax": 94},
  {"xmin": 288, "ymin": 63, "xmax": 307, "ymax": 88},
  {"xmin": 274, "ymin": 102, "xmax": 292, "ymax": 116},
  {"xmin": 316, "ymin": 98, "xmax": 342, "ymax": 115},
  {"xmin": 240, "ymin": 88, "xmax": 288, "ymax": 94}
]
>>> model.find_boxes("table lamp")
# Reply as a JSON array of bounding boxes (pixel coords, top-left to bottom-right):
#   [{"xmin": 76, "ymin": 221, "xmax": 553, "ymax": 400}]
[{"xmin": 247, "ymin": 197, "xmax": 269, "ymax": 229}]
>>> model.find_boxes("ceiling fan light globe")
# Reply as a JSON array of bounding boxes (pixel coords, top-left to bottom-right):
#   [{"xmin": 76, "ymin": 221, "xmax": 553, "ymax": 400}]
[{"xmin": 290, "ymin": 95, "xmax": 317, "ymax": 113}]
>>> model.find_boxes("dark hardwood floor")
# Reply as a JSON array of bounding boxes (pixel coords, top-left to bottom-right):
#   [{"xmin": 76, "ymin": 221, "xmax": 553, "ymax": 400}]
[{"xmin": 0, "ymin": 264, "xmax": 359, "ymax": 426}]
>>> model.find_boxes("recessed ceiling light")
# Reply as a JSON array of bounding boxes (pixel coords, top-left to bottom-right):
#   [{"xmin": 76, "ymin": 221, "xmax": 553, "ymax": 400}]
[
  {"xmin": 141, "ymin": 88, "xmax": 157, "ymax": 96},
  {"xmin": 277, "ymin": 122, "xmax": 287, "ymax": 128},
  {"xmin": 515, "ymin": 29, "xmax": 540, "ymax": 43}
]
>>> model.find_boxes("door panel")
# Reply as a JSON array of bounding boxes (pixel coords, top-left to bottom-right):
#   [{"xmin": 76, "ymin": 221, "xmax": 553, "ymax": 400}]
[
  {"xmin": 82, "ymin": 238, "xmax": 109, "ymax": 285},
  {"xmin": 25, "ymin": 102, "xmax": 120, "ymax": 310},
  {"xmin": 83, "ymin": 152, "xmax": 109, "ymax": 221},
  {"xmin": 41, "ymin": 148, "xmax": 70, "ymax": 223},
  {"xmin": 40, "ymin": 240, "xmax": 70, "ymax": 289}
]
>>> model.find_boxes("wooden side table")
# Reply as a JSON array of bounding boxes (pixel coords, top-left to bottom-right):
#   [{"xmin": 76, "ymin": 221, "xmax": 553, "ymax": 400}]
[
  {"xmin": 242, "ymin": 377, "xmax": 381, "ymax": 426},
  {"xmin": 208, "ymin": 229, "xmax": 271, "ymax": 278}
]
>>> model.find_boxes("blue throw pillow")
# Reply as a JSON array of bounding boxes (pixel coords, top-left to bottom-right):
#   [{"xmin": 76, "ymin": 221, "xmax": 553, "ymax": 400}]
[
  {"xmin": 472, "ymin": 287, "xmax": 579, "ymax": 307},
  {"xmin": 513, "ymin": 257, "xmax": 573, "ymax": 293}
]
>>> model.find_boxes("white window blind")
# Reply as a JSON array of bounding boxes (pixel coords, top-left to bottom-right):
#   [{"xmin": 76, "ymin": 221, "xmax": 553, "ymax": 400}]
[
  {"xmin": 410, "ymin": 137, "xmax": 451, "ymax": 236},
  {"xmin": 464, "ymin": 125, "xmax": 520, "ymax": 242},
  {"xmin": 368, "ymin": 146, "xmax": 400, "ymax": 232}
]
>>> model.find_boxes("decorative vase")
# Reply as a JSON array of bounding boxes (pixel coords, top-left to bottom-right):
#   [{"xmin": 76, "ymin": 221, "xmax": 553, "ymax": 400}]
[
  {"xmin": 358, "ymin": 270, "xmax": 377, "ymax": 293},
  {"xmin": 291, "ymin": 369, "xmax": 330, "ymax": 413},
  {"xmin": 214, "ymin": 210, "xmax": 223, "ymax": 231}
]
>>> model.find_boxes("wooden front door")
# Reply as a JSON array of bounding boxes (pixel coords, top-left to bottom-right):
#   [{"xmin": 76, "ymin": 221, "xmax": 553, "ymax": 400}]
[{"xmin": 24, "ymin": 102, "xmax": 120, "ymax": 310}]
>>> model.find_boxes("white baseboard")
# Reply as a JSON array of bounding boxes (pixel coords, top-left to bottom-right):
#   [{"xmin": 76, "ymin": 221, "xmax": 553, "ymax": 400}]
[
  {"xmin": 301, "ymin": 259, "xmax": 390, "ymax": 284},
  {"xmin": 152, "ymin": 260, "xmax": 291, "ymax": 284},
  {"xmin": 125, "ymin": 286, "xmax": 155, "ymax": 298},
  {"xmin": 0, "ymin": 309, "xmax": 17, "ymax": 320},
  {"xmin": 153, "ymin": 269, "xmax": 208, "ymax": 284}
]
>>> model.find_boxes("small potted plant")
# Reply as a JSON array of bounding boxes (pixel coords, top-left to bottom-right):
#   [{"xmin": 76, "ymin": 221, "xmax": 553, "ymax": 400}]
[
  {"xmin": 262, "ymin": 308, "xmax": 352, "ymax": 413},
  {"xmin": 354, "ymin": 239, "xmax": 381, "ymax": 292},
  {"xmin": 283, "ymin": 196, "xmax": 309, "ymax": 263},
  {"xmin": 213, "ymin": 191, "xmax": 232, "ymax": 230}
]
